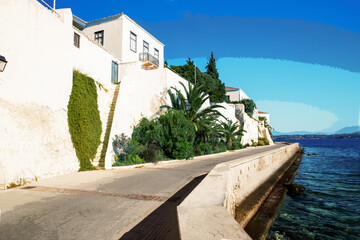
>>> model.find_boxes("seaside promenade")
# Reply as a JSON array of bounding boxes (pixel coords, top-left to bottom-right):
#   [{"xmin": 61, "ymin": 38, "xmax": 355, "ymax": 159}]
[{"xmin": 0, "ymin": 143, "xmax": 286, "ymax": 240}]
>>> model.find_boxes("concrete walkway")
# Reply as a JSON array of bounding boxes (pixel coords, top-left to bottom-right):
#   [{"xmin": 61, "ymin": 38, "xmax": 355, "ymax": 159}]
[{"xmin": 0, "ymin": 143, "xmax": 286, "ymax": 240}]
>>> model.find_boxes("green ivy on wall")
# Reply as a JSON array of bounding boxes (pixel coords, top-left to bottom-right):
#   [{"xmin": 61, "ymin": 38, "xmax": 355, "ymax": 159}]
[{"xmin": 67, "ymin": 70, "xmax": 102, "ymax": 171}]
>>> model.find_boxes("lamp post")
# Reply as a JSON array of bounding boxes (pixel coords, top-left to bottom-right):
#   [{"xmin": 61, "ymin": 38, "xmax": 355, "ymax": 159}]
[{"xmin": 0, "ymin": 55, "xmax": 7, "ymax": 72}]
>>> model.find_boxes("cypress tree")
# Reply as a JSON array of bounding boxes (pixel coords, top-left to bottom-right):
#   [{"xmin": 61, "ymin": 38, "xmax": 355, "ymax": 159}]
[
  {"xmin": 206, "ymin": 52, "xmax": 219, "ymax": 79},
  {"xmin": 186, "ymin": 57, "xmax": 194, "ymax": 66}
]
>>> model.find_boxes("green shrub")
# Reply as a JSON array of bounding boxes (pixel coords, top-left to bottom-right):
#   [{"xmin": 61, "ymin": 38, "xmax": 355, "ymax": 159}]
[
  {"xmin": 212, "ymin": 142, "xmax": 227, "ymax": 153},
  {"xmin": 112, "ymin": 133, "xmax": 151, "ymax": 165},
  {"xmin": 132, "ymin": 118, "xmax": 160, "ymax": 146},
  {"xmin": 194, "ymin": 142, "xmax": 213, "ymax": 156},
  {"xmin": 141, "ymin": 144, "xmax": 161, "ymax": 162},
  {"xmin": 132, "ymin": 110, "xmax": 195, "ymax": 160},
  {"xmin": 232, "ymin": 141, "xmax": 244, "ymax": 150},
  {"xmin": 258, "ymin": 137, "xmax": 270, "ymax": 145},
  {"xmin": 239, "ymin": 99, "xmax": 257, "ymax": 118},
  {"xmin": 68, "ymin": 70, "xmax": 102, "ymax": 171},
  {"xmin": 257, "ymin": 140, "xmax": 265, "ymax": 146},
  {"xmin": 157, "ymin": 110, "xmax": 195, "ymax": 159}
]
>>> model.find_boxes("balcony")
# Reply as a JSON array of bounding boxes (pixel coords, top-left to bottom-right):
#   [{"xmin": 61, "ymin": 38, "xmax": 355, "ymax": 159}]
[{"xmin": 139, "ymin": 52, "xmax": 159, "ymax": 70}]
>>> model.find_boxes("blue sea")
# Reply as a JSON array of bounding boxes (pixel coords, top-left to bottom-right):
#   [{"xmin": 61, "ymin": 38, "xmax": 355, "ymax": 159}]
[{"xmin": 267, "ymin": 138, "xmax": 360, "ymax": 240}]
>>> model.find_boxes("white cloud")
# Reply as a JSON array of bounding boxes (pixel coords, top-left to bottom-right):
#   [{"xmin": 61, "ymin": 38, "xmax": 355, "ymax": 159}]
[{"xmin": 256, "ymin": 100, "xmax": 338, "ymax": 133}]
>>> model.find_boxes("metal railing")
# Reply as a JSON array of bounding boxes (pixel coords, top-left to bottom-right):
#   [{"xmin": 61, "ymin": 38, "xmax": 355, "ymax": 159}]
[
  {"xmin": 37, "ymin": 0, "xmax": 60, "ymax": 16},
  {"xmin": 139, "ymin": 52, "xmax": 159, "ymax": 67}
]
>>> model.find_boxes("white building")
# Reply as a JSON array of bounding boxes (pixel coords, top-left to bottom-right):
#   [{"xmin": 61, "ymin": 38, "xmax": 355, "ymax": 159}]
[
  {"xmin": 258, "ymin": 111, "xmax": 270, "ymax": 125},
  {"xmin": 225, "ymin": 86, "xmax": 249, "ymax": 102},
  {"xmin": 73, "ymin": 13, "xmax": 164, "ymax": 70}
]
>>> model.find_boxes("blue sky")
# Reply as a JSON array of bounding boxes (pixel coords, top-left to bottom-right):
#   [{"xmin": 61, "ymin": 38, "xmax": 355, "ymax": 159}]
[{"xmin": 52, "ymin": 0, "xmax": 360, "ymax": 133}]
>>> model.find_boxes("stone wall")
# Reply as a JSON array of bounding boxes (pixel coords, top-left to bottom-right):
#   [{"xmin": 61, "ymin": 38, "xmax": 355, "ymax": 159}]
[{"xmin": 177, "ymin": 143, "xmax": 299, "ymax": 239}]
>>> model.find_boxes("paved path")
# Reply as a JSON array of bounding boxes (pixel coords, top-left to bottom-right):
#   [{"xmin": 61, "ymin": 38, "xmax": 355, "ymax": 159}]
[{"xmin": 0, "ymin": 143, "xmax": 286, "ymax": 240}]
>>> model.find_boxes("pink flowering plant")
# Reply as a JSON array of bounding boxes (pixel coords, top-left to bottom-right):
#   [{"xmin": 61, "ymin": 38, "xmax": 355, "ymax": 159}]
[
  {"xmin": 112, "ymin": 133, "xmax": 146, "ymax": 166},
  {"xmin": 113, "ymin": 133, "xmax": 131, "ymax": 162}
]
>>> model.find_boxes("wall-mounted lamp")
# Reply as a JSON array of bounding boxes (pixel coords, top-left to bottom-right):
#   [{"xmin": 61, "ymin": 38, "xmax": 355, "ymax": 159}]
[{"xmin": 0, "ymin": 55, "xmax": 8, "ymax": 72}]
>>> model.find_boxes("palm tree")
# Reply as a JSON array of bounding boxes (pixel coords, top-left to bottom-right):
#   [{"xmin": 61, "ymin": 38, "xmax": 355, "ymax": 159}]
[
  {"xmin": 219, "ymin": 119, "xmax": 245, "ymax": 147},
  {"xmin": 161, "ymin": 81, "xmax": 224, "ymax": 139}
]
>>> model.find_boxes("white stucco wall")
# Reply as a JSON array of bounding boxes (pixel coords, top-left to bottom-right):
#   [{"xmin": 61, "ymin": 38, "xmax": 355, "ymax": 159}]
[
  {"xmin": 0, "ymin": 0, "xmax": 124, "ymax": 187},
  {"xmin": 226, "ymin": 89, "xmax": 240, "ymax": 102},
  {"xmin": 258, "ymin": 112, "xmax": 271, "ymax": 124},
  {"xmin": 226, "ymin": 88, "xmax": 250, "ymax": 102},
  {"xmin": 82, "ymin": 14, "xmax": 164, "ymax": 67},
  {"xmin": 104, "ymin": 65, "xmax": 188, "ymax": 169},
  {"xmin": 0, "ymin": 2, "xmax": 73, "ymax": 109},
  {"xmin": 120, "ymin": 15, "xmax": 164, "ymax": 67},
  {"xmin": 73, "ymin": 29, "xmax": 121, "ymax": 85},
  {"xmin": 0, "ymin": 0, "xmax": 78, "ymax": 188},
  {"xmin": 82, "ymin": 18, "xmax": 123, "ymax": 60},
  {"xmin": 239, "ymin": 88, "xmax": 250, "ymax": 101}
]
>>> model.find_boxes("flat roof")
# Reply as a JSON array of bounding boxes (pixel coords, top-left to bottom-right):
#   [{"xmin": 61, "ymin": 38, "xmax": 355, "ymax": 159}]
[
  {"xmin": 72, "ymin": 13, "xmax": 164, "ymax": 47},
  {"xmin": 225, "ymin": 86, "xmax": 239, "ymax": 91}
]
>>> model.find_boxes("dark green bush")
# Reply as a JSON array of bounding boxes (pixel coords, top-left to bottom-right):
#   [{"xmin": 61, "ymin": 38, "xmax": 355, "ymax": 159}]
[
  {"xmin": 212, "ymin": 142, "xmax": 227, "ymax": 153},
  {"xmin": 258, "ymin": 137, "xmax": 269, "ymax": 146},
  {"xmin": 157, "ymin": 110, "xmax": 195, "ymax": 159},
  {"xmin": 232, "ymin": 141, "xmax": 244, "ymax": 150},
  {"xmin": 132, "ymin": 118, "xmax": 160, "ymax": 146},
  {"xmin": 132, "ymin": 110, "xmax": 195, "ymax": 160},
  {"xmin": 68, "ymin": 70, "xmax": 102, "ymax": 171},
  {"xmin": 141, "ymin": 144, "xmax": 162, "ymax": 162},
  {"xmin": 239, "ymin": 99, "xmax": 257, "ymax": 118},
  {"xmin": 194, "ymin": 142, "xmax": 213, "ymax": 156}
]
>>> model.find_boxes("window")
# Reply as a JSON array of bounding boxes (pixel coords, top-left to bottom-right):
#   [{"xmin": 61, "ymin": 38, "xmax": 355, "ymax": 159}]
[
  {"xmin": 94, "ymin": 30, "xmax": 104, "ymax": 45},
  {"xmin": 74, "ymin": 32, "xmax": 80, "ymax": 48},
  {"xmin": 154, "ymin": 48, "xmax": 159, "ymax": 59},
  {"xmin": 111, "ymin": 61, "xmax": 118, "ymax": 83},
  {"xmin": 130, "ymin": 32, "xmax": 137, "ymax": 52},
  {"xmin": 226, "ymin": 95, "xmax": 230, "ymax": 101},
  {"xmin": 143, "ymin": 41, "xmax": 149, "ymax": 53}
]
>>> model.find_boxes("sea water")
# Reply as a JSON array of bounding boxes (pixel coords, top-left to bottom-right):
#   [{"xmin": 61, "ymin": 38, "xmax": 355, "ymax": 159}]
[{"xmin": 267, "ymin": 138, "xmax": 360, "ymax": 240}]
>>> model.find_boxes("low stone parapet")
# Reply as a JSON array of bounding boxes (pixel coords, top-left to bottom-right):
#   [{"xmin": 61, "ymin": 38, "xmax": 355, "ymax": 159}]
[{"xmin": 177, "ymin": 143, "xmax": 299, "ymax": 239}]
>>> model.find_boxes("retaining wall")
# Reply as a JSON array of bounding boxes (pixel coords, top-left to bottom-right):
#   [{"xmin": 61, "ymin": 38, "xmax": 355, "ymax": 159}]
[
  {"xmin": 177, "ymin": 143, "xmax": 299, "ymax": 239},
  {"xmin": 0, "ymin": 0, "xmax": 121, "ymax": 188}
]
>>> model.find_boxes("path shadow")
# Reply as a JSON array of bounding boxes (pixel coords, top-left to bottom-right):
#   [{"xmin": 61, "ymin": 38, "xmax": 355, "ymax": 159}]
[{"xmin": 120, "ymin": 174, "xmax": 207, "ymax": 240}]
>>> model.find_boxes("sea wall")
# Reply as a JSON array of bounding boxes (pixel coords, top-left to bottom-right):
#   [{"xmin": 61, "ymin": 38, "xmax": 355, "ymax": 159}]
[{"xmin": 177, "ymin": 143, "xmax": 299, "ymax": 239}]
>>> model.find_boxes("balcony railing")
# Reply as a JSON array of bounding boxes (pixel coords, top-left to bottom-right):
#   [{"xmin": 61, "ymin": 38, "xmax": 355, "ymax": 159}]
[{"xmin": 139, "ymin": 52, "xmax": 159, "ymax": 68}]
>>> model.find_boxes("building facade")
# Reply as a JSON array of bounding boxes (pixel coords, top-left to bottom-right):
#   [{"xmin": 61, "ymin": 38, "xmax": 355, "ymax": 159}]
[
  {"xmin": 74, "ymin": 14, "xmax": 164, "ymax": 69},
  {"xmin": 258, "ymin": 111, "xmax": 270, "ymax": 124},
  {"xmin": 225, "ymin": 86, "xmax": 250, "ymax": 102}
]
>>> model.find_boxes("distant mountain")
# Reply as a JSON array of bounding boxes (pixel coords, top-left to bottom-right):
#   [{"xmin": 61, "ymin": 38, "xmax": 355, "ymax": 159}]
[
  {"xmin": 273, "ymin": 125, "xmax": 360, "ymax": 136},
  {"xmin": 273, "ymin": 131, "xmax": 360, "ymax": 140},
  {"xmin": 335, "ymin": 126, "xmax": 360, "ymax": 134},
  {"xmin": 272, "ymin": 131, "xmax": 314, "ymax": 136}
]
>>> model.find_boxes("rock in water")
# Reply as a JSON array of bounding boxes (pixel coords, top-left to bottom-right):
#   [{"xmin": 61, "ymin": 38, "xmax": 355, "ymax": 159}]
[{"xmin": 286, "ymin": 184, "xmax": 306, "ymax": 197}]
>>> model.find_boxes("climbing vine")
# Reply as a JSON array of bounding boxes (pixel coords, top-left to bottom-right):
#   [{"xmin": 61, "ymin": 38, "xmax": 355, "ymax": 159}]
[{"xmin": 67, "ymin": 70, "xmax": 102, "ymax": 171}]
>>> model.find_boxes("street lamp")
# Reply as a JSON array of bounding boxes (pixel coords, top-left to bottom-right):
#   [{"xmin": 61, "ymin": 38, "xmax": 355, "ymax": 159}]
[{"xmin": 0, "ymin": 55, "xmax": 8, "ymax": 72}]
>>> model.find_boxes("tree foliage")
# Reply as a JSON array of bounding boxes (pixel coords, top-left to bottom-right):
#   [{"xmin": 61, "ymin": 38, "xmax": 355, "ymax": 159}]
[
  {"xmin": 206, "ymin": 52, "xmax": 219, "ymax": 79},
  {"xmin": 67, "ymin": 70, "xmax": 102, "ymax": 171},
  {"xmin": 132, "ymin": 110, "xmax": 195, "ymax": 160},
  {"xmin": 240, "ymin": 98, "xmax": 257, "ymax": 118},
  {"xmin": 161, "ymin": 81, "xmax": 224, "ymax": 142},
  {"xmin": 219, "ymin": 120, "xmax": 245, "ymax": 147},
  {"xmin": 169, "ymin": 53, "xmax": 226, "ymax": 103}
]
